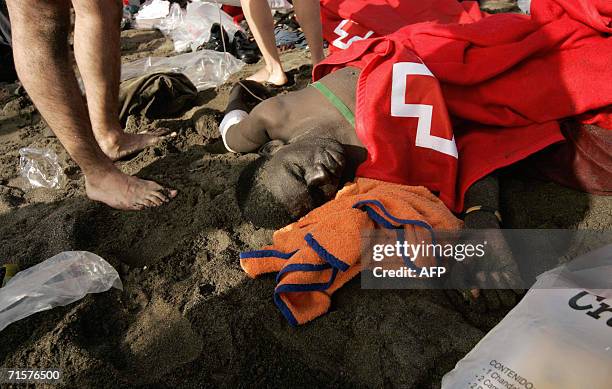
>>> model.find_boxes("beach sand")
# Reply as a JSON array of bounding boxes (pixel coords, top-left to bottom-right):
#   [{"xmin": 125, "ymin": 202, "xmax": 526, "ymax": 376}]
[{"xmin": 0, "ymin": 26, "xmax": 610, "ymax": 388}]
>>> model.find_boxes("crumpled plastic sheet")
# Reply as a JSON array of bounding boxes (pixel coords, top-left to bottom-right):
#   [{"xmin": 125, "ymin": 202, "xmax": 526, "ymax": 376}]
[
  {"xmin": 0, "ymin": 251, "xmax": 123, "ymax": 332},
  {"xmin": 135, "ymin": 0, "xmax": 171, "ymax": 20},
  {"xmin": 121, "ymin": 49, "xmax": 244, "ymax": 91},
  {"xmin": 158, "ymin": 2, "xmax": 242, "ymax": 53},
  {"xmin": 19, "ymin": 147, "xmax": 67, "ymax": 189}
]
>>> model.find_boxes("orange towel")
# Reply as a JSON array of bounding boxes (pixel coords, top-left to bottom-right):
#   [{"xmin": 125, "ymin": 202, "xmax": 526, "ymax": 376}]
[{"xmin": 240, "ymin": 178, "xmax": 463, "ymax": 325}]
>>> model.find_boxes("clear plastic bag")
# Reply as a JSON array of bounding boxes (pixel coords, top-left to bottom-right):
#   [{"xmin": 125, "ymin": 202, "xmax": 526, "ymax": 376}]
[
  {"xmin": 19, "ymin": 147, "xmax": 67, "ymax": 189},
  {"xmin": 121, "ymin": 50, "xmax": 244, "ymax": 91},
  {"xmin": 162, "ymin": 2, "xmax": 241, "ymax": 53},
  {"xmin": 156, "ymin": 2, "xmax": 185, "ymax": 35},
  {"xmin": 518, "ymin": 0, "xmax": 531, "ymax": 14},
  {"xmin": 442, "ymin": 244, "xmax": 612, "ymax": 389},
  {"xmin": 0, "ymin": 251, "xmax": 122, "ymax": 332}
]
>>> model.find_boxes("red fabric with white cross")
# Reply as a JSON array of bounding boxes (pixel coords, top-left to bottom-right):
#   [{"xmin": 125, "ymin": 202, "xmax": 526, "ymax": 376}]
[
  {"xmin": 315, "ymin": 0, "xmax": 612, "ymax": 212},
  {"xmin": 314, "ymin": 38, "xmax": 461, "ymax": 211}
]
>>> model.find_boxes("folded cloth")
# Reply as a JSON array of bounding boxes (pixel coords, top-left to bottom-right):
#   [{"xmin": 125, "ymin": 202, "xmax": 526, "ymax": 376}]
[
  {"xmin": 118, "ymin": 72, "xmax": 198, "ymax": 126},
  {"xmin": 317, "ymin": 0, "xmax": 612, "ymax": 205},
  {"xmin": 240, "ymin": 178, "xmax": 463, "ymax": 326}
]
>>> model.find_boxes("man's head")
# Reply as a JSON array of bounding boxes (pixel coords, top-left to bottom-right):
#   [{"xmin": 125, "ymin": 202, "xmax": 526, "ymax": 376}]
[{"xmin": 237, "ymin": 136, "xmax": 346, "ymax": 228}]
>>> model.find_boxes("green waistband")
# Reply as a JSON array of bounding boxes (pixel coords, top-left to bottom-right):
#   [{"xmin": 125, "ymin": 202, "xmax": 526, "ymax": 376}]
[{"xmin": 311, "ymin": 81, "xmax": 355, "ymax": 127}]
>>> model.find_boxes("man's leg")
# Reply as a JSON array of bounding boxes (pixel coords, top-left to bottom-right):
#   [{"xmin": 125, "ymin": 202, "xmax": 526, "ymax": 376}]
[
  {"xmin": 71, "ymin": 0, "xmax": 171, "ymax": 161},
  {"xmin": 293, "ymin": 0, "xmax": 325, "ymax": 65},
  {"xmin": 240, "ymin": 0, "xmax": 288, "ymax": 86},
  {"xmin": 6, "ymin": 0, "xmax": 176, "ymax": 210}
]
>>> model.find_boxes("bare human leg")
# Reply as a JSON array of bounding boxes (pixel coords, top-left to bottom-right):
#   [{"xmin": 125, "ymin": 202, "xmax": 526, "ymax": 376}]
[
  {"xmin": 293, "ymin": 0, "xmax": 325, "ymax": 65},
  {"xmin": 240, "ymin": 0, "xmax": 288, "ymax": 86},
  {"xmin": 6, "ymin": 0, "xmax": 177, "ymax": 210},
  {"xmin": 71, "ymin": 0, "xmax": 174, "ymax": 161}
]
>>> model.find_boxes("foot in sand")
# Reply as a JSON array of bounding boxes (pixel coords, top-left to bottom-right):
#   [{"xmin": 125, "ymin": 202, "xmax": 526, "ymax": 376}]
[
  {"xmin": 98, "ymin": 129, "xmax": 177, "ymax": 161},
  {"xmin": 247, "ymin": 67, "xmax": 288, "ymax": 86},
  {"xmin": 85, "ymin": 169, "xmax": 178, "ymax": 210}
]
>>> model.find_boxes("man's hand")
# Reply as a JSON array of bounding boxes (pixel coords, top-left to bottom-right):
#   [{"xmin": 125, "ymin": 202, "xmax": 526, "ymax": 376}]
[{"xmin": 449, "ymin": 174, "xmax": 526, "ymax": 310}]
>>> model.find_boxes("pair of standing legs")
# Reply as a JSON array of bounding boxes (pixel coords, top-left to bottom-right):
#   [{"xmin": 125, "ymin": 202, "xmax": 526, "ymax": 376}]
[
  {"xmin": 241, "ymin": 0, "xmax": 325, "ymax": 86},
  {"xmin": 6, "ymin": 0, "xmax": 176, "ymax": 210}
]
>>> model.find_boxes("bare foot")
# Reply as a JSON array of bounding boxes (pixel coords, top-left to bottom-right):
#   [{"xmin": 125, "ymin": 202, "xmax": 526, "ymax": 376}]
[
  {"xmin": 246, "ymin": 67, "xmax": 288, "ymax": 86},
  {"xmin": 98, "ymin": 129, "xmax": 177, "ymax": 161},
  {"xmin": 85, "ymin": 169, "xmax": 178, "ymax": 210}
]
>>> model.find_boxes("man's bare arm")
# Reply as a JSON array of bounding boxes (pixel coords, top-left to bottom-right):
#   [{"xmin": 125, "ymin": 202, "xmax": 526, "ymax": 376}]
[
  {"xmin": 223, "ymin": 96, "xmax": 287, "ymax": 152},
  {"xmin": 220, "ymin": 79, "xmax": 289, "ymax": 153}
]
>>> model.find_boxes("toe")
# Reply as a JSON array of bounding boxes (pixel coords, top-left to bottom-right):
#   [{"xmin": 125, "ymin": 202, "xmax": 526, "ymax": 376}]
[
  {"xmin": 146, "ymin": 194, "xmax": 164, "ymax": 206},
  {"xmin": 165, "ymin": 188, "xmax": 178, "ymax": 199},
  {"xmin": 132, "ymin": 203, "xmax": 146, "ymax": 211},
  {"xmin": 150, "ymin": 190, "xmax": 169, "ymax": 203}
]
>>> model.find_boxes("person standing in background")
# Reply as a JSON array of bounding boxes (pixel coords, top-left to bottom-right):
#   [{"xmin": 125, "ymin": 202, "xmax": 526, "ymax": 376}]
[{"xmin": 240, "ymin": 0, "xmax": 325, "ymax": 86}]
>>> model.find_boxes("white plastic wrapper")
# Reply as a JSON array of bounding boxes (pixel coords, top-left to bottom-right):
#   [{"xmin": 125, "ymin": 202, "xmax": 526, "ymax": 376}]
[
  {"xmin": 156, "ymin": 3, "xmax": 185, "ymax": 35},
  {"xmin": 121, "ymin": 50, "xmax": 243, "ymax": 91},
  {"xmin": 518, "ymin": 0, "xmax": 531, "ymax": 14},
  {"xmin": 442, "ymin": 244, "xmax": 612, "ymax": 389},
  {"xmin": 159, "ymin": 2, "xmax": 241, "ymax": 53},
  {"xmin": 0, "ymin": 251, "xmax": 122, "ymax": 332},
  {"xmin": 135, "ymin": 0, "xmax": 171, "ymax": 20},
  {"xmin": 19, "ymin": 147, "xmax": 67, "ymax": 189}
]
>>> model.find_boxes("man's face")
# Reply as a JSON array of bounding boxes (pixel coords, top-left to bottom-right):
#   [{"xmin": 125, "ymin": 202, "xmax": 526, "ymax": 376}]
[{"xmin": 257, "ymin": 136, "xmax": 346, "ymax": 218}]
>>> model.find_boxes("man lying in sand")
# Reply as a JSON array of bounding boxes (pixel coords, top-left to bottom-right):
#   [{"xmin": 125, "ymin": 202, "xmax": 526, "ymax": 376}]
[
  {"xmin": 220, "ymin": 71, "xmax": 501, "ymax": 231},
  {"xmin": 223, "ymin": 74, "xmax": 512, "ymax": 301}
]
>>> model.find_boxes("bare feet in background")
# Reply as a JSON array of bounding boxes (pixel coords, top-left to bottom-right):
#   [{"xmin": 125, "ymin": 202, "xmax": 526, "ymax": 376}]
[
  {"xmin": 241, "ymin": 0, "xmax": 324, "ymax": 87},
  {"xmin": 246, "ymin": 66, "xmax": 288, "ymax": 86}
]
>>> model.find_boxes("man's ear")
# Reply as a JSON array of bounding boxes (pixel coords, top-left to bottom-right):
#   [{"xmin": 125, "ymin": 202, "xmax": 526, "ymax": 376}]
[{"xmin": 258, "ymin": 140, "xmax": 286, "ymax": 156}]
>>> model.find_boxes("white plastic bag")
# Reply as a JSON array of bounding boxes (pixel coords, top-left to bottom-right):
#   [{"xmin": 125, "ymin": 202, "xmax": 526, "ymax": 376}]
[
  {"xmin": 442, "ymin": 244, "xmax": 612, "ymax": 389},
  {"xmin": 19, "ymin": 147, "xmax": 67, "ymax": 189},
  {"xmin": 135, "ymin": 0, "xmax": 171, "ymax": 20},
  {"xmin": 0, "ymin": 251, "xmax": 122, "ymax": 332},
  {"xmin": 121, "ymin": 50, "xmax": 244, "ymax": 91},
  {"xmin": 518, "ymin": 0, "xmax": 531, "ymax": 14},
  {"xmin": 156, "ymin": 3, "xmax": 185, "ymax": 35},
  {"xmin": 161, "ymin": 2, "xmax": 241, "ymax": 53}
]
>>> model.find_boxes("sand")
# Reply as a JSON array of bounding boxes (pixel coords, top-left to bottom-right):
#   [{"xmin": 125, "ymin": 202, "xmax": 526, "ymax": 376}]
[{"xmin": 0, "ymin": 25, "xmax": 611, "ymax": 388}]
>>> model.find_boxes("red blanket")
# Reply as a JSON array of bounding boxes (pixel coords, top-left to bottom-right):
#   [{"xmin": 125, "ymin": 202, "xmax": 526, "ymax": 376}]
[{"xmin": 317, "ymin": 0, "xmax": 612, "ymax": 209}]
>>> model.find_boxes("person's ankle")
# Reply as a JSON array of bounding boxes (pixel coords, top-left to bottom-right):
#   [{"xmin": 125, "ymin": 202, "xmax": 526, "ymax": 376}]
[
  {"xmin": 83, "ymin": 163, "xmax": 120, "ymax": 185},
  {"xmin": 311, "ymin": 53, "xmax": 325, "ymax": 66},
  {"xmin": 267, "ymin": 66, "xmax": 288, "ymax": 85},
  {"xmin": 269, "ymin": 63, "xmax": 284, "ymax": 76},
  {"xmin": 96, "ymin": 129, "xmax": 125, "ymax": 155}
]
